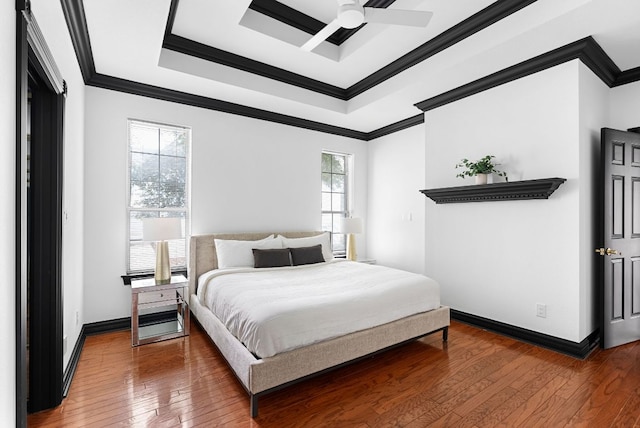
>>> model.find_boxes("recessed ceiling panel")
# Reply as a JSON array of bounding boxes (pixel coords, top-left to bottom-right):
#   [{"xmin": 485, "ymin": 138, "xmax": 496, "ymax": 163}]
[
  {"xmin": 595, "ymin": 23, "xmax": 640, "ymax": 71},
  {"xmin": 277, "ymin": 0, "xmax": 337, "ymax": 23},
  {"xmin": 171, "ymin": 0, "xmax": 497, "ymax": 87},
  {"xmin": 72, "ymin": 0, "xmax": 640, "ymax": 134}
]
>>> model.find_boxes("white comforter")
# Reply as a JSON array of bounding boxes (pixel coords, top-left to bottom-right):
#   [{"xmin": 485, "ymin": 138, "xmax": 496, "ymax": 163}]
[{"xmin": 197, "ymin": 260, "xmax": 440, "ymax": 358}]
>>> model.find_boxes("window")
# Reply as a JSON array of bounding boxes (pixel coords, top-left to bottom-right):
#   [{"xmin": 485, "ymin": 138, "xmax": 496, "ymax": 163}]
[
  {"xmin": 127, "ymin": 120, "xmax": 190, "ymax": 273},
  {"xmin": 321, "ymin": 151, "xmax": 351, "ymax": 256}
]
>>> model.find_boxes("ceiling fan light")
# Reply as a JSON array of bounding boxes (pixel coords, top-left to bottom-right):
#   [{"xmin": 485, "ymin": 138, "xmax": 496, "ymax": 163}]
[{"xmin": 337, "ymin": 4, "xmax": 365, "ymax": 29}]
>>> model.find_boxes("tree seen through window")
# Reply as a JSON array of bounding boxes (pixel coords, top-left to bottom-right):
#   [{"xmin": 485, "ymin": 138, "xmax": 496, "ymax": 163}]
[{"xmin": 128, "ymin": 120, "xmax": 190, "ymax": 273}]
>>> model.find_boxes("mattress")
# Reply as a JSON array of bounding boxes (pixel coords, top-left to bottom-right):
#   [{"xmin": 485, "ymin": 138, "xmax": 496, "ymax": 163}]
[{"xmin": 196, "ymin": 260, "xmax": 440, "ymax": 358}]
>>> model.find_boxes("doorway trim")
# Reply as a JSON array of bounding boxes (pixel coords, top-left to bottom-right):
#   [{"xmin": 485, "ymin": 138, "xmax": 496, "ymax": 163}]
[{"xmin": 16, "ymin": 0, "xmax": 66, "ymax": 424}]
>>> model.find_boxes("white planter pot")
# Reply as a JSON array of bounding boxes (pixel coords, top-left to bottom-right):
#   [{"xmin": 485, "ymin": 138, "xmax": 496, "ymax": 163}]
[{"xmin": 475, "ymin": 174, "xmax": 488, "ymax": 185}]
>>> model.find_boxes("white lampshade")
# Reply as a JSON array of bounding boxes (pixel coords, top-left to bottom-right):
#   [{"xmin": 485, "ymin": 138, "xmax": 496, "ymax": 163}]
[
  {"xmin": 142, "ymin": 217, "xmax": 182, "ymax": 242},
  {"xmin": 338, "ymin": 217, "xmax": 363, "ymax": 234}
]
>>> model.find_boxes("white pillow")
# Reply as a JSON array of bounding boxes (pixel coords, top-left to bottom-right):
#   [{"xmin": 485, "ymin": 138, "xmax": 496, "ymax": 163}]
[
  {"xmin": 215, "ymin": 235, "xmax": 283, "ymax": 269},
  {"xmin": 280, "ymin": 233, "xmax": 333, "ymax": 262}
]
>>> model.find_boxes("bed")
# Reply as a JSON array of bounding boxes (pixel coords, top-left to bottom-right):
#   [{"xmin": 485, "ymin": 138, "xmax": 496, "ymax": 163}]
[{"xmin": 188, "ymin": 231, "xmax": 450, "ymax": 417}]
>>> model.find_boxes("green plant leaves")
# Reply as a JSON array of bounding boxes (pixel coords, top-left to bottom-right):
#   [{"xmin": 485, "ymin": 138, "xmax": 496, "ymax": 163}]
[{"xmin": 455, "ymin": 155, "xmax": 508, "ymax": 181}]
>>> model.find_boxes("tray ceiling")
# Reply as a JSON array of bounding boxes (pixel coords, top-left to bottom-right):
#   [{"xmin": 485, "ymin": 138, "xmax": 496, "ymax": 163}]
[{"xmin": 54, "ymin": 0, "xmax": 640, "ymax": 135}]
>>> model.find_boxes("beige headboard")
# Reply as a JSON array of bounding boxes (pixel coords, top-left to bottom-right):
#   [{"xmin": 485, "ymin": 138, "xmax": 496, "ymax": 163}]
[{"xmin": 188, "ymin": 231, "xmax": 324, "ymax": 296}]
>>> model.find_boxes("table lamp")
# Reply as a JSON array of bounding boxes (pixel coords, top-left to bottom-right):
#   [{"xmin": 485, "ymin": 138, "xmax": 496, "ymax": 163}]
[
  {"xmin": 142, "ymin": 217, "xmax": 182, "ymax": 284},
  {"xmin": 339, "ymin": 217, "xmax": 363, "ymax": 261}
]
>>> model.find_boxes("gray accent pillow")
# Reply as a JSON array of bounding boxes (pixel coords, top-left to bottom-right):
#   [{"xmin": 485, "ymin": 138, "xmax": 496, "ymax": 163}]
[
  {"xmin": 252, "ymin": 248, "xmax": 292, "ymax": 268},
  {"xmin": 290, "ymin": 244, "xmax": 325, "ymax": 266}
]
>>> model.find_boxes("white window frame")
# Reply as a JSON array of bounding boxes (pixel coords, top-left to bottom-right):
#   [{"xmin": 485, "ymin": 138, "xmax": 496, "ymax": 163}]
[
  {"xmin": 126, "ymin": 119, "xmax": 191, "ymax": 274},
  {"xmin": 321, "ymin": 150, "xmax": 353, "ymax": 256}
]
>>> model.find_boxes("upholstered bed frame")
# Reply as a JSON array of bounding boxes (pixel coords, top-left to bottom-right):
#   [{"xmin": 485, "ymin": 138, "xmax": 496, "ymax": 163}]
[{"xmin": 188, "ymin": 231, "xmax": 450, "ymax": 417}]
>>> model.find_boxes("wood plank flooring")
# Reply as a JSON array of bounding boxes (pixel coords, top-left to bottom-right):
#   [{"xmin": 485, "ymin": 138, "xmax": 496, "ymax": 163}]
[{"xmin": 28, "ymin": 320, "xmax": 640, "ymax": 427}]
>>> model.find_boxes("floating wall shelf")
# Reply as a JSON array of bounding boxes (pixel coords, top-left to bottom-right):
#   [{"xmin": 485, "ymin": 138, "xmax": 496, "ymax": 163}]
[{"xmin": 420, "ymin": 178, "xmax": 567, "ymax": 204}]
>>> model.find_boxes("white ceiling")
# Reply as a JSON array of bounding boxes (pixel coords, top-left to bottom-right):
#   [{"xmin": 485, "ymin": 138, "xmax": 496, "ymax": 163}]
[{"xmin": 82, "ymin": 0, "xmax": 640, "ymax": 133}]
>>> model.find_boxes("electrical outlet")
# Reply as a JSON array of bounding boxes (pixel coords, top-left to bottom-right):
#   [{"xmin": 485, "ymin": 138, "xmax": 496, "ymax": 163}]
[
  {"xmin": 75, "ymin": 310, "xmax": 79, "ymax": 325},
  {"xmin": 536, "ymin": 303, "xmax": 547, "ymax": 318}
]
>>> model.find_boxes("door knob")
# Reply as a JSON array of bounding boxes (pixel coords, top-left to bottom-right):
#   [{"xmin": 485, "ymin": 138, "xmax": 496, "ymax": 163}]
[{"xmin": 595, "ymin": 248, "xmax": 622, "ymax": 256}]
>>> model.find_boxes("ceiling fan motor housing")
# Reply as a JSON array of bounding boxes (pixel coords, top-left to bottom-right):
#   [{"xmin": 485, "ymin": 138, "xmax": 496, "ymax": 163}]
[{"xmin": 338, "ymin": 3, "xmax": 365, "ymax": 28}]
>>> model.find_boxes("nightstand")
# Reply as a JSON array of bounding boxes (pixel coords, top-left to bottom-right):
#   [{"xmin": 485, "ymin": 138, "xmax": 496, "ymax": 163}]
[{"xmin": 131, "ymin": 274, "xmax": 190, "ymax": 347}]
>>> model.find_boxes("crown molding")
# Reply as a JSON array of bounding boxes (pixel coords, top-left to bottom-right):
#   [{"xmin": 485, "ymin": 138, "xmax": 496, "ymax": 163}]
[
  {"xmin": 578, "ymin": 36, "xmax": 620, "ymax": 86},
  {"xmin": 347, "ymin": 0, "xmax": 538, "ymax": 98},
  {"xmin": 249, "ymin": 0, "xmax": 330, "ymax": 42},
  {"xmin": 248, "ymin": 0, "xmax": 397, "ymax": 46},
  {"xmin": 615, "ymin": 66, "xmax": 640, "ymax": 87},
  {"xmin": 163, "ymin": 0, "xmax": 180, "ymax": 40},
  {"xmin": 60, "ymin": 0, "xmax": 640, "ymax": 141},
  {"xmin": 163, "ymin": 34, "xmax": 348, "ymax": 100},
  {"xmin": 87, "ymin": 73, "xmax": 369, "ymax": 140},
  {"xmin": 60, "ymin": 0, "xmax": 95, "ymax": 83},
  {"xmin": 163, "ymin": 0, "xmax": 540, "ymax": 101},
  {"xmin": 366, "ymin": 113, "xmax": 424, "ymax": 140},
  {"xmin": 414, "ymin": 37, "xmax": 621, "ymax": 112}
]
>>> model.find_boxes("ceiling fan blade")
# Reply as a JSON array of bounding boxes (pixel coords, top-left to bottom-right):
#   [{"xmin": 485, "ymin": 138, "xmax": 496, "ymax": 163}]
[
  {"xmin": 363, "ymin": 8, "xmax": 433, "ymax": 27},
  {"xmin": 301, "ymin": 19, "xmax": 343, "ymax": 52}
]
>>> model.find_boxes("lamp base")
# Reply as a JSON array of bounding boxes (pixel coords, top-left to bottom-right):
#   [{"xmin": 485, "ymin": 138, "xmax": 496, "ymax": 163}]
[
  {"xmin": 346, "ymin": 233, "xmax": 357, "ymax": 261},
  {"xmin": 155, "ymin": 240, "xmax": 171, "ymax": 284}
]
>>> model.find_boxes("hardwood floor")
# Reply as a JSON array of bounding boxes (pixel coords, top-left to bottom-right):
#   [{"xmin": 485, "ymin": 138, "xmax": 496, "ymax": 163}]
[{"xmin": 28, "ymin": 320, "xmax": 640, "ymax": 427}]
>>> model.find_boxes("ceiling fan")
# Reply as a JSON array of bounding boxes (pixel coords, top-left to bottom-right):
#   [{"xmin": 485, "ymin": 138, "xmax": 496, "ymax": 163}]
[{"xmin": 301, "ymin": 0, "xmax": 433, "ymax": 52}]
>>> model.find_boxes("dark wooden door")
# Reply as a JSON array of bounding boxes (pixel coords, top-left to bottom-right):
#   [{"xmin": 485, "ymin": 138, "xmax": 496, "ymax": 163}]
[
  {"xmin": 600, "ymin": 127, "xmax": 640, "ymax": 349},
  {"xmin": 26, "ymin": 62, "xmax": 64, "ymax": 412}
]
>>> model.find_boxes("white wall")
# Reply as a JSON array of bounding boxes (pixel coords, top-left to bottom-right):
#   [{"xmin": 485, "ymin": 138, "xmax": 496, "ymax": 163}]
[
  {"xmin": 367, "ymin": 125, "xmax": 425, "ymax": 273},
  {"xmin": 578, "ymin": 62, "xmax": 610, "ymax": 340},
  {"xmin": 31, "ymin": 0, "xmax": 87, "ymax": 370},
  {"xmin": 0, "ymin": 2, "xmax": 16, "ymax": 425},
  {"xmin": 84, "ymin": 87, "xmax": 368, "ymax": 323},
  {"xmin": 366, "ymin": 59, "xmax": 640, "ymax": 347},
  {"xmin": 424, "ymin": 61, "xmax": 583, "ymax": 342},
  {"xmin": 610, "ymin": 81, "xmax": 640, "ymax": 131}
]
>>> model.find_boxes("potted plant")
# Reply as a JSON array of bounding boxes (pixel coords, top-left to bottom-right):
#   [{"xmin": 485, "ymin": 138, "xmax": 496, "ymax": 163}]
[{"xmin": 455, "ymin": 155, "xmax": 508, "ymax": 184}]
